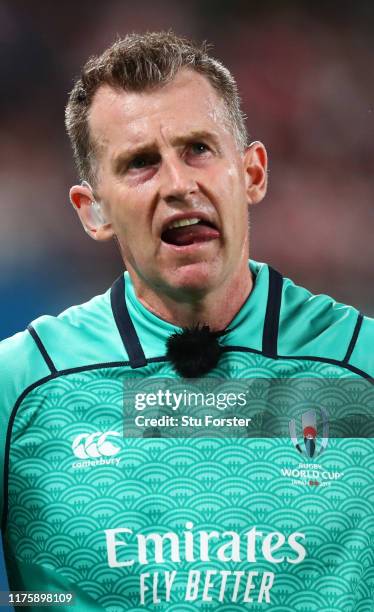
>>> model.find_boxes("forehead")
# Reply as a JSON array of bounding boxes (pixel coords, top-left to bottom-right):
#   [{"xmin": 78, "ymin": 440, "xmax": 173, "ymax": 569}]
[{"xmin": 88, "ymin": 68, "xmax": 230, "ymax": 153}]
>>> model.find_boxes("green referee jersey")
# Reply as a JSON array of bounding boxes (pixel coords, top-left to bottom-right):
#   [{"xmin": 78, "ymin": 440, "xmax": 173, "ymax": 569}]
[{"xmin": 0, "ymin": 260, "xmax": 373, "ymax": 611}]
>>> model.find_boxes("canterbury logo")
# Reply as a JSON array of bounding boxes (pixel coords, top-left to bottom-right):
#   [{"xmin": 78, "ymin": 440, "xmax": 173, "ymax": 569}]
[{"xmin": 72, "ymin": 431, "xmax": 121, "ymax": 459}]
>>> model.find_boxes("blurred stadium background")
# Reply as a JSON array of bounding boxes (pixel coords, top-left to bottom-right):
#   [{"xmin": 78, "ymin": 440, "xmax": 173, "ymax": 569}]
[{"xmin": 1, "ymin": 0, "xmax": 373, "ymax": 340}]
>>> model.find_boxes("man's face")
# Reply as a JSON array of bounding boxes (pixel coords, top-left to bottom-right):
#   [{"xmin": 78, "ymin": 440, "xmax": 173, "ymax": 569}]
[{"xmin": 86, "ymin": 69, "xmax": 267, "ymax": 299}]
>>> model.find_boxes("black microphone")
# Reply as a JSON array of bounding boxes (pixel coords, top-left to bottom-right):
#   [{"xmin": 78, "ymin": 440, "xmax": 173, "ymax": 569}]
[{"xmin": 166, "ymin": 324, "xmax": 228, "ymax": 377}]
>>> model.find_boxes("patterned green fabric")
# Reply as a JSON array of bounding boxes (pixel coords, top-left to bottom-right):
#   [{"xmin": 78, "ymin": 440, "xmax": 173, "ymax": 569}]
[{"xmin": 1, "ymin": 262, "xmax": 373, "ymax": 611}]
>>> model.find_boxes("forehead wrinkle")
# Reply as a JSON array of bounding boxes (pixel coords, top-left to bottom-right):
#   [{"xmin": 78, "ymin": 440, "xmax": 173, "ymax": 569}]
[
  {"xmin": 92, "ymin": 73, "xmax": 227, "ymax": 138},
  {"xmin": 88, "ymin": 72, "xmax": 238, "ymax": 179}
]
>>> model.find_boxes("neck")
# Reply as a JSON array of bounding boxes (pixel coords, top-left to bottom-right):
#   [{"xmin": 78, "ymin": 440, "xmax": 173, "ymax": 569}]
[{"xmin": 128, "ymin": 260, "xmax": 253, "ymax": 331}]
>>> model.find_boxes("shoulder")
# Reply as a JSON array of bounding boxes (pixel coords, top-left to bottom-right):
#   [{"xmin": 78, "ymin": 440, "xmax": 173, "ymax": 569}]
[
  {"xmin": 0, "ymin": 283, "xmax": 127, "ymax": 400},
  {"xmin": 28, "ymin": 287, "xmax": 122, "ymax": 370},
  {"xmin": 0, "ymin": 329, "xmax": 52, "ymax": 412},
  {"xmin": 29, "ymin": 285, "xmax": 130, "ymax": 370},
  {"xmin": 278, "ymin": 271, "xmax": 373, "ymax": 376}
]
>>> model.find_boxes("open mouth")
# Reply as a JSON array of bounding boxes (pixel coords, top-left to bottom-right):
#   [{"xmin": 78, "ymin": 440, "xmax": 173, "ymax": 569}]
[{"xmin": 161, "ymin": 217, "xmax": 220, "ymax": 247}]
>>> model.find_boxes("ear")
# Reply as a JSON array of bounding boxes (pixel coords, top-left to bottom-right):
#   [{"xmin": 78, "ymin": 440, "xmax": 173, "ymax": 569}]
[
  {"xmin": 243, "ymin": 141, "xmax": 268, "ymax": 205},
  {"xmin": 69, "ymin": 184, "xmax": 114, "ymax": 241}
]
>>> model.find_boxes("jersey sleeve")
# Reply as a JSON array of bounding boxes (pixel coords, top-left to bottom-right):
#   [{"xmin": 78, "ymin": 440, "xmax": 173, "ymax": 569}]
[
  {"xmin": 278, "ymin": 275, "xmax": 372, "ymax": 375},
  {"xmin": 0, "ymin": 330, "xmax": 51, "ymax": 519},
  {"xmin": 28, "ymin": 290, "xmax": 128, "ymax": 371},
  {"xmin": 348, "ymin": 315, "xmax": 374, "ymax": 378}
]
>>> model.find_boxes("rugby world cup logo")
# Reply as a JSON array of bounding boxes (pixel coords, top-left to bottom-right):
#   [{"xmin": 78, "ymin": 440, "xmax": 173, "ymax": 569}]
[{"xmin": 289, "ymin": 408, "xmax": 329, "ymax": 458}]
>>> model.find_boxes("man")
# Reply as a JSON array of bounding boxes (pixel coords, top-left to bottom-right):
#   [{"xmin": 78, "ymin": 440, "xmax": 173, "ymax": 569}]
[{"xmin": 0, "ymin": 32, "xmax": 373, "ymax": 610}]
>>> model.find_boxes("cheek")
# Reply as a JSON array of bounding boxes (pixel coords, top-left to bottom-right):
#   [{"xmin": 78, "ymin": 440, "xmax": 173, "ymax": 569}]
[
  {"xmin": 111, "ymin": 205, "xmax": 155, "ymax": 258},
  {"xmin": 120, "ymin": 183, "xmax": 156, "ymax": 227},
  {"xmin": 219, "ymin": 161, "xmax": 245, "ymax": 195},
  {"xmin": 215, "ymin": 166, "xmax": 248, "ymax": 216},
  {"xmin": 108, "ymin": 192, "xmax": 146, "ymax": 231}
]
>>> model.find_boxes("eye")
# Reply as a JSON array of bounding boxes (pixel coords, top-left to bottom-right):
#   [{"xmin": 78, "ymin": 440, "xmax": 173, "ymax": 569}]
[
  {"xmin": 190, "ymin": 142, "xmax": 210, "ymax": 155},
  {"xmin": 128, "ymin": 153, "xmax": 160, "ymax": 171}
]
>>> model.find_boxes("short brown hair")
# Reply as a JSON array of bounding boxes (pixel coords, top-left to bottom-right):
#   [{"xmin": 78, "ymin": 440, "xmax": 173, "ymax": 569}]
[{"xmin": 65, "ymin": 31, "xmax": 248, "ymax": 184}]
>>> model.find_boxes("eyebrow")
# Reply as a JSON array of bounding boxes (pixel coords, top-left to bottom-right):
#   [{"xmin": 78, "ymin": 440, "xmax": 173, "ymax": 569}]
[{"xmin": 111, "ymin": 130, "xmax": 222, "ymax": 174}]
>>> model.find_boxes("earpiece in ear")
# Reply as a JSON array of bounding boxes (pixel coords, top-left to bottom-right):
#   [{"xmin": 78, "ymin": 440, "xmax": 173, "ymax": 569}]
[
  {"xmin": 80, "ymin": 180, "xmax": 108, "ymax": 230},
  {"xmin": 88, "ymin": 199, "xmax": 107, "ymax": 228}
]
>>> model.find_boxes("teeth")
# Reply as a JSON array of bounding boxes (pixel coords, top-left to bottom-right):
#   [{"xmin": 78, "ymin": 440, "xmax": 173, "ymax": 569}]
[{"xmin": 168, "ymin": 217, "xmax": 201, "ymax": 229}]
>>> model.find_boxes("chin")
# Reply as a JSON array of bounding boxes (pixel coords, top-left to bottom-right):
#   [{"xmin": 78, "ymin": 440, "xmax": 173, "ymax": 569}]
[{"xmin": 167, "ymin": 262, "xmax": 221, "ymax": 295}]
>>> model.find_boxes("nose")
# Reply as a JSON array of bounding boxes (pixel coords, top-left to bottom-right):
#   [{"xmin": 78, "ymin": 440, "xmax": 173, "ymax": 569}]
[{"xmin": 159, "ymin": 152, "xmax": 198, "ymax": 203}]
